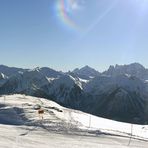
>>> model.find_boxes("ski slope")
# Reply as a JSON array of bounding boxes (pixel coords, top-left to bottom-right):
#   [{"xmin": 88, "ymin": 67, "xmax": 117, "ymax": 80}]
[{"xmin": 0, "ymin": 94, "xmax": 148, "ymax": 148}]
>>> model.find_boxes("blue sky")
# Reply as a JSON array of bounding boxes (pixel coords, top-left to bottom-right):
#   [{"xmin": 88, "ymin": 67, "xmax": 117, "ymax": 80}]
[{"xmin": 0, "ymin": 0, "xmax": 148, "ymax": 72}]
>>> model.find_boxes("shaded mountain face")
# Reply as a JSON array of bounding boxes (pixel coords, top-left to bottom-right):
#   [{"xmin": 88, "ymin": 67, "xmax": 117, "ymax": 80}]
[
  {"xmin": 93, "ymin": 88, "xmax": 145, "ymax": 123},
  {"xmin": 88, "ymin": 87, "xmax": 145, "ymax": 124},
  {"xmin": 42, "ymin": 75, "xmax": 84, "ymax": 108},
  {"xmin": 37, "ymin": 67, "xmax": 63, "ymax": 78},
  {"xmin": 0, "ymin": 73, "xmax": 8, "ymax": 87},
  {"xmin": 72, "ymin": 65, "xmax": 100, "ymax": 80},
  {"xmin": 0, "ymin": 65, "xmax": 27, "ymax": 77},
  {"xmin": 81, "ymin": 75, "xmax": 148, "ymax": 124},
  {"xmin": 0, "ymin": 63, "xmax": 148, "ymax": 124},
  {"xmin": 103, "ymin": 63, "xmax": 148, "ymax": 81},
  {"xmin": 84, "ymin": 75, "xmax": 147, "ymax": 95}
]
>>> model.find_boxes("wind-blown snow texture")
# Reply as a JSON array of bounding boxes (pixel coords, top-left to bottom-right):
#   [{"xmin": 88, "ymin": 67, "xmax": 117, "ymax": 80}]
[{"xmin": 0, "ymin": 63, "xmax": 148, "ymax": 124}]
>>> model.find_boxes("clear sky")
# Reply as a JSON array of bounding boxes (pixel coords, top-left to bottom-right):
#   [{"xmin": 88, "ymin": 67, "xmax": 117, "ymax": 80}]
[{"xmin": 0, "ymin": 0, "xmax": 148, "ymax": 72}]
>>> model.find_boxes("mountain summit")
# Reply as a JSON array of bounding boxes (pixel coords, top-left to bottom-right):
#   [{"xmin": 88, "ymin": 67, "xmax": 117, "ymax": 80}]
[
  {"xmin": 72, "ymin": 65, "xmax": 100, "ymax": 79},
  {"xmin": 104, "ymin": 63, "xmax": 148, "ymax": 80}
]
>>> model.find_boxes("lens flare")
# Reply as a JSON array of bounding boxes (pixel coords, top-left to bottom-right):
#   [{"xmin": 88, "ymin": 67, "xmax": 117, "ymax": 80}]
[
  {"xmin": 55, "ymin": 0, "xmax": 80, "ymax": 32},
  {"xmin": 54, "ymin": 0, "xmax": 118, "ymax": 34}
]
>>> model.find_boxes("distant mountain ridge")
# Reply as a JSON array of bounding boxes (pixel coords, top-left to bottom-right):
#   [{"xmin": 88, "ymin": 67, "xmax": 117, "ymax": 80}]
[
  {"xmin": 0, "ymin": 65, "xmax": 27, "ymax": 77},
  {"xmin": 0, "ymin": 63, "xmax": 148, "ymax": 124},
  {"xmin": 103, "ymin": 63, "xmax": 148, "ymax": 81}
]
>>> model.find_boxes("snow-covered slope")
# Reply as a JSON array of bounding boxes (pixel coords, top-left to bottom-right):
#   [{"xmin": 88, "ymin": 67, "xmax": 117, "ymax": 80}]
[
  {"xmin": 0, "ymin": 94, "xmax": 148, "ymax": 148},
  {"xmin": 0, "ymin": 73, "xmax": 8, "ymax": 79}
]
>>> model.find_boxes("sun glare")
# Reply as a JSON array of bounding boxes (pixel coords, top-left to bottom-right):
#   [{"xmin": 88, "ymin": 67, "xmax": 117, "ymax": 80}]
[{"xmin": 134, "ymin": 0, "xmax": 148, "ymax": 6}]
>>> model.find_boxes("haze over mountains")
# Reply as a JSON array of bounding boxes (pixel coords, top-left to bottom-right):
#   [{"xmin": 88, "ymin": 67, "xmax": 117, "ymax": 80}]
[{"xmin": 0, "ymin": 63, "xmax": 148, "ymax": 124}]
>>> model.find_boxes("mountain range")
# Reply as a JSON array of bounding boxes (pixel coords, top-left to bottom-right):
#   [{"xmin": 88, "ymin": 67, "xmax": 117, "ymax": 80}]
[{"xmin": 0, "ymin": 63, "xmax": 148, "ymax": 124}]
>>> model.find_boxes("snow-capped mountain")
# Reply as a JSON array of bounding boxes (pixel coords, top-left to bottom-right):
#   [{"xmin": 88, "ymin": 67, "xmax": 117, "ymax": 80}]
[
  {"xmin": 0, "ymin": 69, "xmax": 49, "ymax": 94},
  {"xmin": 84, "ymin": 74, "xmax": 147, "ymax": 95},
  {"xmin": 42, "ymin": 74, "xmax": 84, "ymax": 108},
  {"xmin": 0, "ymin": 63, "xmax": 148, "ymax": 124},
  {"xmin": 72, "ymin": 65, "xmax": 100, "ymax": 80},
  {"xmin": 0, "ymin": 70, "xmax": 84, "ymax": 109},
  {"xmin": 81, "ymin": 74, "xmax": 148, "ymax": 123},
  {"xmin": 103, "ymin": 63, "xmax": 148, "ymax": 81}
]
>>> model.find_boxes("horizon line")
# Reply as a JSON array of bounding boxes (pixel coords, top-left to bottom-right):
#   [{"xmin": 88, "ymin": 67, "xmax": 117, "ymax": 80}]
[{"xmin": 0, "ymin": 62, "xmax": 147, "ymax": 73}]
